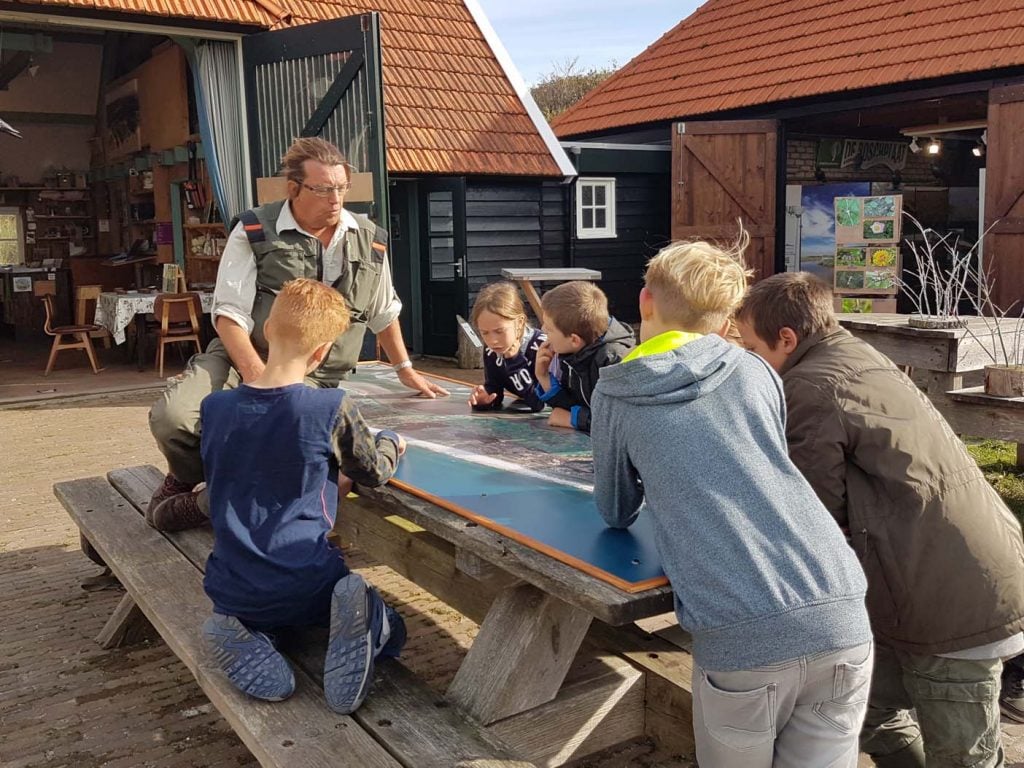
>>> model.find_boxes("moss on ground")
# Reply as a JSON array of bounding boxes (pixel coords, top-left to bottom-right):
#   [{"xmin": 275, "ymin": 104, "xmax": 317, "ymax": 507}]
[{"xmin": 965, "ymin": 438, "xmax": 1024, "ymax": 525}]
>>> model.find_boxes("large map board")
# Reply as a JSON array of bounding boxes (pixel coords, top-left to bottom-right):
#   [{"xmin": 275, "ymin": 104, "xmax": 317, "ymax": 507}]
[{"xmin": 343, "ymin": 364, "xmax": 668, "ymax": 592}]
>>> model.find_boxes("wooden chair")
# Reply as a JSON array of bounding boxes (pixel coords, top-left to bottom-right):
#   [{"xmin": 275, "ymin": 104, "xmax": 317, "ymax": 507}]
[
  {"xmin": 74, "ymin": 284, "xmax": 113, "ymax": 349},
  {"xmin": 153, "ymin": 292, "xmax": 202, "ymax": 378},
  {"xmin": 41, "ymin": 291, "xmax": 104, "ymax": 376}
]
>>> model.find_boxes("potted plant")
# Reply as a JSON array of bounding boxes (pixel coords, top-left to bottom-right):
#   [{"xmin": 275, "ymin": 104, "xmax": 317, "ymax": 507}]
[
  {"xmin": 966, "ymin": 267, "xmax": 1024, "ymax": 398},
  {"xmin": 901, "ymin": 215, "xmax": 974, "ymax": 329}
]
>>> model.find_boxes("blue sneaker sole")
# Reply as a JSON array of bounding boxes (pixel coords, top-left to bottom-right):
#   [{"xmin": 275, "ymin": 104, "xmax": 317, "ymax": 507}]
[
  {"xmin": 202, "ymin": 614, "xmax": 295, "ymax": 702},
  {"xmin": 324, "ymin": 574, "xmax": 374, "ymax": 714}
]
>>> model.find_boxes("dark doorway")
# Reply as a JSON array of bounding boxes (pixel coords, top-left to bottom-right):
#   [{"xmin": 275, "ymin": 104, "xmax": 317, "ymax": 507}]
[
  {"xmin": 419, "ymin": 177, "xmax": 467, "ymax": 356},
  {"xmin": 388, "ymin": 179, "xmax": 421, "ymax": 353}
]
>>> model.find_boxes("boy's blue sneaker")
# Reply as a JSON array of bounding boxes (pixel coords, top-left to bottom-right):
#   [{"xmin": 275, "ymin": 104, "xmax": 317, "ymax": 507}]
[
  {"xmin": 379, "ymin": 604, "xmax": 407, "ymax": 660},
  {"xmin": 202, "ymin": 613, "xmax": 295, "ymax": 702},
  {"xmin": 324, "ymin": 573, "xmax": 406, "ymax": 713}
]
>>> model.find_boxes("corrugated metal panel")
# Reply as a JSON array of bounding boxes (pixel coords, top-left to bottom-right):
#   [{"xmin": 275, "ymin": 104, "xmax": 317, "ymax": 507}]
[
  {"xmin": 15, "ymin": 0, "xmax": 562, "ymax": 177},
  {"xmin": 554, "ymin": 0, "xmax": 1024, "ymax": 137}
]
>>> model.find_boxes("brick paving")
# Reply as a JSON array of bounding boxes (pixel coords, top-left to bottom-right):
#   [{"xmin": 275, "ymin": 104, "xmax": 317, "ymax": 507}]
[{"xmin": 1, "ymin": 379, "xmax": 1020, "ymax": 767}]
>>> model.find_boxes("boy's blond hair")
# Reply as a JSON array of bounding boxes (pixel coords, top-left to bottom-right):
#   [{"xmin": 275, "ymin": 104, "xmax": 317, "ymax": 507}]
[
  {"xmin": 735, "ymin": 272, "xmax": 837, "ymax": 348},
  {"xmin": 471, "ymin": 281, "xmax": 528, "ymax": 335},
  {"xmin": 267, "ymin": 278, "xmax": 349, "ymax": 354},
  {"xmin": 541, "ymin": 281, "xmax": 609, "ymax": 344},
  {"xmin": 645, "ymin": 231, "xmax": 753, "ymax": 334}
]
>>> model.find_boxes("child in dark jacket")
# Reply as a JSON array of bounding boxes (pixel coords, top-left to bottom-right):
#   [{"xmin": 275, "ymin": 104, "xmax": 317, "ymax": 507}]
[
  {"xmin": 533, "ymin": 280, "xmax": 633, "ymax": 432},
  {"xmin": 200, "ymin": 279, "xmax": 406, "ymax": 716},
  {"xmin": 736, "ymin": 272, "xmax": 1024, "ymax": 768},
  {"xmin": 467, "ymin": 281, "xmax": 545, "ymax": 412}
]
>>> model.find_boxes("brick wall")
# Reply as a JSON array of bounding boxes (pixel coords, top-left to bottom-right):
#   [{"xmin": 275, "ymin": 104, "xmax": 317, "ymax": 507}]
[{"xmin": 787, "ymin": 138, "xmax": 941, "ymax": 186}]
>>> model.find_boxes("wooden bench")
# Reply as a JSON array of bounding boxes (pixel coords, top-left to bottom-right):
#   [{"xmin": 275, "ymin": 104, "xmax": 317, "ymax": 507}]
[
  {"xmin": 54, "ymin": 466, "xmax": 536, "ymax": 768},
  {"xmin": 500, "ymin": 268, "xmax": 602, "ymax": 320}
]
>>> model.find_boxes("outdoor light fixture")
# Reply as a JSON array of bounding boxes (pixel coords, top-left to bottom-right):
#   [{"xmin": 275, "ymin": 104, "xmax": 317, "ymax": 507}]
[
  {"xmin": 973, "ymin": 142, "xmax": 985, "ymax": 157},
  {"xmin": 927, "ymin": 139, "xmax": 942, "ymax": 155},
  {"xmin": 908, "ymin": 137, "xmax": 921, "ymax": 153}
]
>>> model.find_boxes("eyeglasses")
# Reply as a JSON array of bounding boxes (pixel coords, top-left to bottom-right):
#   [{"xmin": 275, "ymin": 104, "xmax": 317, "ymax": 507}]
[{"xmin": 301, "ymin": 182, "xmax": 351, "ymax": 198}]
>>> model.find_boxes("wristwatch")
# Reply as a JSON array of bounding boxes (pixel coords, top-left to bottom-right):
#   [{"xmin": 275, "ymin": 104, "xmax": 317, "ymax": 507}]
[{"xmin": 393, "ymin": 360, "xmax": 413, "ymax": 372}]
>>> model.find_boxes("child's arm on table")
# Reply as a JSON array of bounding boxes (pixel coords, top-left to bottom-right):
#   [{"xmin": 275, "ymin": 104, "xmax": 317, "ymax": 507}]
[
  {"xmin": 590, "ymin": 395, "xmax": 643, "ymax": 527},
  {"xmin": 332, "ymin": 397, "xmax": 405, "ymax": 488}
]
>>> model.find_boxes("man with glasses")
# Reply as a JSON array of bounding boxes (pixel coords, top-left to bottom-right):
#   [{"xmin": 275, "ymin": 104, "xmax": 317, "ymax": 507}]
[{"xmin": 145, "ymin": 137, "xmax": 446, "ymax": 529}]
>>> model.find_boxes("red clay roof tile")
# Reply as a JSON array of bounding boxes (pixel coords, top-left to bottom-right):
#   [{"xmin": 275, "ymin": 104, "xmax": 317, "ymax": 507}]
[
  {"xmin": 18, "ymin": 0, "xmax": 561, "ymax": 176},
  {"xmin": 554, "ymin": 0, "xmax": 1024, "ymax": 137}
]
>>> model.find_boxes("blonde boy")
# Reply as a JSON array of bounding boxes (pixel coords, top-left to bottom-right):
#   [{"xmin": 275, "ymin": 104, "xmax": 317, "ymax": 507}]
[
  {"xmin": 198, "ymin": 279, "xmax": 407, "ymax": 715},
  {"xmin": 591, "ymin": 242, "xmax": 873, "ymax": 767}
]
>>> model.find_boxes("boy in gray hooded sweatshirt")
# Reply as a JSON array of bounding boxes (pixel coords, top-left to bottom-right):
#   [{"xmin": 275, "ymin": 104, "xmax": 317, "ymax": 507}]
[{"xmin": 591, "ymin": 238, "xmax": 873, "ymax": 768}]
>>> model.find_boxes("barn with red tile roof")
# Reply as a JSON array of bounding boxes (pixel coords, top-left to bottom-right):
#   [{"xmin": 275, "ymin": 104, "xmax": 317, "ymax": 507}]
[{"xmin": 551, "ymin": 0, "xmax": 1024, "ymax": 309}]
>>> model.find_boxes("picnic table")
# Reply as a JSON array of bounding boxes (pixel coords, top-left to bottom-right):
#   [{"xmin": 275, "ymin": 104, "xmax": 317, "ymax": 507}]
[
  {"xmin": 501, "ymin": 268, "xmax": 602, "ymax": 319},
  {"xmin": 57, "ymin": 363, "xmax": 692, "ymax": 766}
]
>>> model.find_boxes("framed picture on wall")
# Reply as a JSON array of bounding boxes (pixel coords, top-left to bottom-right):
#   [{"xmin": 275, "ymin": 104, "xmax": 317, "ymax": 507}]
[{"xmin": 104, "ymin": 78, "xmax": 142, "ymax": 158}]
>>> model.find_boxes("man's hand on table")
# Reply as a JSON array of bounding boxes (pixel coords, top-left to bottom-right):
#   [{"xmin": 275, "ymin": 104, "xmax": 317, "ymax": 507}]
[{"xmin": 397, "ymin": 366, "xmax": 450, "ymax": 398}]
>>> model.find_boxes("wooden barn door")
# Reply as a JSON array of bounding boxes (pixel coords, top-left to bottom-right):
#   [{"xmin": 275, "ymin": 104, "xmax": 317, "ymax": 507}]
[
  {"xmin": 985, "ymin": 82, "xmax": 1024, "ymax": 312},
  {"xmin": 672, "ymin": 120, "xmax": 779, "ymax": 280},
  {"xmin": 242, "ymin": 13, "xmax": 388, "ymax": 224}
]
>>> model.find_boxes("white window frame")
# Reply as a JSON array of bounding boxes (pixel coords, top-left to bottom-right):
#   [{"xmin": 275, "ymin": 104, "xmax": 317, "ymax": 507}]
[{"xmin": 575, "ymin": 177, "xmax": 616, "ymax": 239}]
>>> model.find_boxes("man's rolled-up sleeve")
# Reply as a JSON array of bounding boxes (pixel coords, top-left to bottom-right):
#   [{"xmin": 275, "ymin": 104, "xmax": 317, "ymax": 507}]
[
  {"xmin": 365, "ymin": 251, "xmax": 403, "ymax": 334},
  {"xmin": 211, "ymin": 222, "xmax": 258, "ymax": 334}
]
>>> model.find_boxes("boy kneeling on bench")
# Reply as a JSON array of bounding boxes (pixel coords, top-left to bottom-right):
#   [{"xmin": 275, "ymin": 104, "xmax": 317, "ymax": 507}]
[{"xmin": 199, "ymin": 278, "xmax": 406, "ymax": 713}]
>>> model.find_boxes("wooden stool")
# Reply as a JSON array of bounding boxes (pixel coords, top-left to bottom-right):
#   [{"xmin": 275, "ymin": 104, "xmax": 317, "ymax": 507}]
[{"xmin": 153, "ymin": 292, "xmax": 202, "ymax": 378}]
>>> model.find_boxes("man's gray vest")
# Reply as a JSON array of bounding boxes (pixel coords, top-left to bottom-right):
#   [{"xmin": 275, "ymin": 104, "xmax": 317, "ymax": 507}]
[{"xmin": 229, "ymin": 199, "xmax": 389, "ymax": 385}]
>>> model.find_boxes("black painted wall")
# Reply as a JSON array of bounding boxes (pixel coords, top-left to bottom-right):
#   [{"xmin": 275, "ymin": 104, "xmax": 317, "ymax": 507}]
[{"xmin": 464, "ymin": 172, "xmax": 670, "ymax": 323}]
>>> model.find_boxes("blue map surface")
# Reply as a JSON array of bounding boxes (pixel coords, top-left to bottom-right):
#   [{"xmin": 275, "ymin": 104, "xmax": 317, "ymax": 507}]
[{"xmin": 341, "ymin": 366, "xmax": 667, "ymax": 590}]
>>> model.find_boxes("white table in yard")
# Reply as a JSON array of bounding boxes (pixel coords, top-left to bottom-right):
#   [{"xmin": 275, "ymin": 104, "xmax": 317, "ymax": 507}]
[{"xmin": 94, "ymin": 290, "xmax": 214, "ymax": 370}]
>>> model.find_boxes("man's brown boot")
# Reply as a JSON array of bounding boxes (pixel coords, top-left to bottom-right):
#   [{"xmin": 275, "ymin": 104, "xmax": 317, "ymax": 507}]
[
  {"xmin": 146, "ymin": 474, "xmax": 194, "ymax": 525},
  {"xmin": 150, "ymin": 491, "xmax": 209, "ymax": 532}
]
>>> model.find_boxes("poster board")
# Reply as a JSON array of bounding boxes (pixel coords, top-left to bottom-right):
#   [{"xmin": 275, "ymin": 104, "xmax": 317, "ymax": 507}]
[{"xmin": 833, "ymin": 194, "xmax": 902, "ymax": 304}]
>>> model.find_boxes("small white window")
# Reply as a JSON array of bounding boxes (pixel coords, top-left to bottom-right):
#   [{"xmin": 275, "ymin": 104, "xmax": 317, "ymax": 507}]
[{"xmin": 576, "ymin": 178, "xmax": 616, "ymax": 239}]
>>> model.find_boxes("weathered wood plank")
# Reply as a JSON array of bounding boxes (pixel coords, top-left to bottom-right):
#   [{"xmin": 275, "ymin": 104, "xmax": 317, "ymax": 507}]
[
  {"xmin": 336, "ymin": 497, "xmax": 496, "ymax": 623},
  {"xmin": 95, "ymin": 593, "xmax": 155, "ymax": 649},
  {"xmin": 106, "ymin": 467, "xmax": 535, "ymax": 767},
  {"xmin": 456, "ymin": 549, "xmax": 523, "ymax": 591},
  {"xmin": 448, "ymin": 584, "xmax": 593, "ymax": 725},
  {"xmin": 500, "ymin": 268, "xmax": 601, "ymax": 281},
  {"xmin": 586, "ymin": 622, "xmax": 696, "ymax": 758},
  {"xmin": 54, "ymin": 476, "xmax": 400, "ymax": 768},
  {"xmin": 932, "ymin": 391, "xmax": 1024, "ymax": 443},
  {"xmin": 283, "ymin": 630, "xmax": 532, "ymax": 768},
  {"xmin": 486, "ymin": 652, "xmax": 644, "ymax": 767},
  {"xmin": 359, "ymin": 484, "xmax": 674, "ymax": 626}
]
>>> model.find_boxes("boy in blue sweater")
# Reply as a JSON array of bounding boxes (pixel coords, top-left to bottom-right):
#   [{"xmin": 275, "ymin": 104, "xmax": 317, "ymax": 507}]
[
  {"xmin": 200, "ymin": 278, "xmax": 406, "ymax": 714},
  {"xmin": 591, "ymin": 239, "xmax": 873, "ymax": 767}
]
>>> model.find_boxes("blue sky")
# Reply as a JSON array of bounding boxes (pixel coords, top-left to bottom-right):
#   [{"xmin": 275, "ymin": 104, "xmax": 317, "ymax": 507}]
[{"xmin": 476, "ymin": 0, "xmax": 701, "ymax": 85}]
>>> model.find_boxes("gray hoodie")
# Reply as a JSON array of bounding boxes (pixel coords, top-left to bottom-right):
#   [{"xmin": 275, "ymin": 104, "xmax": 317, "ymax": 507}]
[{"xmin": 592, "ymin": 334, "xmax": 870, "ymax": 671}]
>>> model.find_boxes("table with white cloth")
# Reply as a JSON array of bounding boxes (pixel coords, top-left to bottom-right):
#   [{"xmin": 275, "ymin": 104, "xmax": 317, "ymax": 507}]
[{"xmin": 94, "ymin": 290, "xmax": 214, "ymax": 370}]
